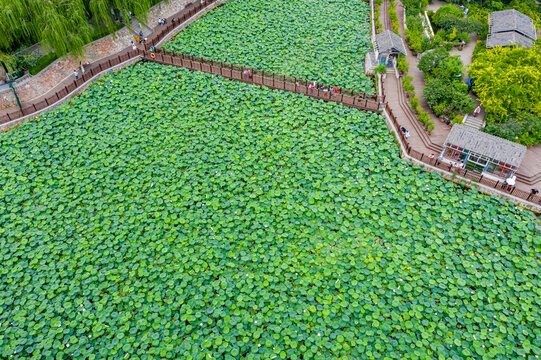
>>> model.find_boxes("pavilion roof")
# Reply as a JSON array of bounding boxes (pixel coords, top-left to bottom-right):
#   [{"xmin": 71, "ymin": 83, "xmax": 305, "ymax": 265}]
[
  {"xmin": 375, "ymin": 30, "xmax": 407, "ymax": 55},
  {"xmin": 445, "ymin": 124, "xmax": 527, "ymax": 167},
  {"xmin": 489, "ymin": 9, "xmax": 536, "ymax": 40},
  {"xmin": 486, "ymin": 31, "xmax": 535, "ymax": 48}
]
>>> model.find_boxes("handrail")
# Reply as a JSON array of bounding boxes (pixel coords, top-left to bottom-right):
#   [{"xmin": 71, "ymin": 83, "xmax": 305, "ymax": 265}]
[{"xmin": 383, "ymin": 103, "xmax": 541, "ymax": 207}]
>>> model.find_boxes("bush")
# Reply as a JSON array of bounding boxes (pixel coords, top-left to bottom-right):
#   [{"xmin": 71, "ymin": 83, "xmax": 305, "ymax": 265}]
[
  {"xmin": 397, "ymin": 56, "xmax": 409, "ymax": 73},
  {"xmin": 29, "ymin": 52, "xmax": 58, "ymax": 75},
  {"xmin": 423, "ymin": 77, "xmax": 475, "ymax": 115},
  {"xmin": 410, "ymin": 96, "xmax": 420, "ymax": 109},
  {"xmin": 452, "ymin": 114, "xmax": 464, "ymax": 124},
  {"xmin": 402, "ymin": 75, "xmax": 413, "ymax": 86},
  {"xmin": 418, "ymin": 47, "xmax": 450, "ymax": 76},
  {"xmin": 418, "ymin": 111, "xmax": 434, "ymax": 130},
  {"xmin": 374, "ymin": 64, "xmax": 387, "ymax": 75}
]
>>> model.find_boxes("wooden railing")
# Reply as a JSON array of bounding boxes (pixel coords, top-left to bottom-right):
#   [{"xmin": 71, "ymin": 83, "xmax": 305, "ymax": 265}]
[
  {"xmin": 144, "ymin": 48, "xmax": 382, "ymax": 112},
  {"xmin": 384, "ymin": 103, "xmax": 541, "ymax": 206}
]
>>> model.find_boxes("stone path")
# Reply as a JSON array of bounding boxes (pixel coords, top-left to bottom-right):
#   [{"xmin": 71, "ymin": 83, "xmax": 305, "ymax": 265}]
[{"xmin": 0, "ymin": 0, "xmax": 193, "ymax": 113}]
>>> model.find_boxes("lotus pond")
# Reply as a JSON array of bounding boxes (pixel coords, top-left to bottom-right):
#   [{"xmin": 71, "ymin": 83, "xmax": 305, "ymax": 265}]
[
  {"xmin": 0, "ymin": 62, "xmax": 539, "ymax": 359},
  {"xmin": 164, "ymin": 0, "xmax": 374, "ymax": 93}
]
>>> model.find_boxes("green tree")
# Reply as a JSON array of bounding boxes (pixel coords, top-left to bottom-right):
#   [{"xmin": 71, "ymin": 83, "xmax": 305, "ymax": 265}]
[
  {"xmin": 468, "ymin": 47, "xmax": 541, "ymax": 121},
  {"xmin": 432, "ymin": 4, "xmax": 463, "ymax": 25},
  {"xmin": 484, "ymin": 112, "xmax": 541, "ymax": 146},
  {"xmin": 0, "ymin": 0, "xmax": 158, "ymax": 57},
  {"xmin": 423, "ymin": 77, "xmax": 475, "ymax": 115},
  {"xmin": 418, "ymin": 47, "xmax": 458, "ymax": 77}
]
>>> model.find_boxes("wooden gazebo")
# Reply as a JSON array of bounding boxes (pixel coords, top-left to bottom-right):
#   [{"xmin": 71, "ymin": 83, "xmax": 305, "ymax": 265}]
[{"xmin": 375, "ymin": 30, "xmax": 407, "ymax": 67}]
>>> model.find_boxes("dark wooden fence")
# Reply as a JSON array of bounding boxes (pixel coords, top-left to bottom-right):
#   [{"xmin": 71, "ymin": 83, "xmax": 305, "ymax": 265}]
[
  {"xmin": 385, "ymin": 104, "xmax": 541, "ymax": 205},
  {"xmin": 144, "ymin": 48, "xmax": 382, "ymax": 112}
]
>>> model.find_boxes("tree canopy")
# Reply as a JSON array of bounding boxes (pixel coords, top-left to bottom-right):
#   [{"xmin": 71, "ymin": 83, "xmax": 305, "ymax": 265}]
[
  {"xmin": 469, "ymin": 46, "xmax": 541, "ymax": 145},
  {"xmin": 0, "ymin": 0, "xmax": 158, "ymax": 57},
  {"xmin": 469, "ymin": 47, "xmax": 541, "ymax": 120},
  {"xmin": 419, "ymin": 47, "xmax": 475, "ymax": 121}
]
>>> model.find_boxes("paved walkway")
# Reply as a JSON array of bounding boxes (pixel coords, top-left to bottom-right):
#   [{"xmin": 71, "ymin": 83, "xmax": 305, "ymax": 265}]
[
  {"xmin": 383, "ymin": 0, "xmax": 450, "ymax": 147},
  {"xmin": 0, "ymin": 0, "xmax": 193, "ymax": 113}
]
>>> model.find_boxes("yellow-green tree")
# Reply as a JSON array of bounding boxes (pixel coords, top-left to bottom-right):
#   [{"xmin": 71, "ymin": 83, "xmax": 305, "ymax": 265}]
[{"xmin": 469, "ymin": 47, "xmax": 541, "ymax": 120}]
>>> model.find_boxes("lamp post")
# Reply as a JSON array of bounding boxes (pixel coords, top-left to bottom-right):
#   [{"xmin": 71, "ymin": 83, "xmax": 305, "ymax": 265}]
[
  {"xmin": 1, "ymin": 60, "xmax": 23, "ymax": 110},
  {"xmin": 6, "ymin": 74, "xmax": 23, "ymax": 111}
]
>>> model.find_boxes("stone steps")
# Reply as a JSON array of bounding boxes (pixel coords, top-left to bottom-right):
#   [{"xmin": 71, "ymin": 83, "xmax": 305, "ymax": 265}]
[{"xmin": 463, "ymin": 115, "xmax": 484, "ymax": 130}]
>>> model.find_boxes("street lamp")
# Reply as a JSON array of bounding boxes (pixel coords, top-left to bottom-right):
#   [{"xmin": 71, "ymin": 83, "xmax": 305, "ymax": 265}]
[{"xmin": 1, "ymin": 60, "xmax": 23, "ymax": 110}]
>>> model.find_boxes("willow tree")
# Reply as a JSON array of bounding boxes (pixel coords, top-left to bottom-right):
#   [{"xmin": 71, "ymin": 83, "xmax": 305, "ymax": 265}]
[{"xmin": 0, "ymin": 0, "xmax": 156, "ymax": 57}]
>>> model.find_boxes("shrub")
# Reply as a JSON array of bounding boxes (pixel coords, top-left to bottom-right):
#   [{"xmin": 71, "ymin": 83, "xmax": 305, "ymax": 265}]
[
  {"xmin": 402, "ymin": 75, "xmax": 413, "ymax": 86},
  {"xmin": 374, "ymin": 64, "xmax": 387, "ymax": 75},
  {"xmin": 409, "ymin": 96, "xmax": 420, "ymax": 109},
  {"xmin": 397, "ymin": 56, "xmax": 409, "ymax": 73},
  {"xmin": 29, "ymin": 52, "xmax": 58, "ymax": 75},
  {"xmin": 423, "ymin": 77, "xmax": 475, "ymax": 115},
  {"xmin": 418, "ymin": 111, "xmax": 434, "ymax": 129},
  {"xmin": 452, "ymin": 114, "xmax": 464, "ymax": 124}
]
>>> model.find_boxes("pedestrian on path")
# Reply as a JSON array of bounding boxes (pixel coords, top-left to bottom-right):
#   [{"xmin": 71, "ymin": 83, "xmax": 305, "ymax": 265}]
[
  {"xmin": 473, "ymin": 105, "xmax": 481, "ymax": 117},
  {"xmin": 73, "ymin": 70, "xmax": 79, "ymax": 80}
]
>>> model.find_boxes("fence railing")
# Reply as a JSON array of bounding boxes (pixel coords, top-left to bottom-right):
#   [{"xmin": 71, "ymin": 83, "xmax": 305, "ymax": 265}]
[
  {"xmin": 0, "ymin": 0, "xmax": 383, "ymax": 125},
  {"xmin": 145, "ymin": 0, "xmax": 210, "ymax": 46},
  {"xmin": 145, "ymin": 48, "xmax": 382, "ymax": 112},
  {"xmin": 384, "ymin": 103, "xmax": 541, "ymax": 206},
  {"xmin": 0, "ymin": 49, "xmax": 139, "ymax": 125}
]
